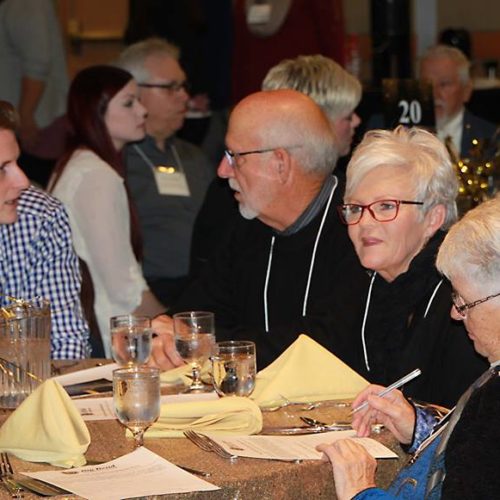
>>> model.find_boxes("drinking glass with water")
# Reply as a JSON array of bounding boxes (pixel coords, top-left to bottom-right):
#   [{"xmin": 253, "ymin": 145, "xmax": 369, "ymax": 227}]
[
  {"xmin": 211, "ymin": 341, "xmax": 256, "ymax": 397},
  {"xmin": 110, "ymin": 315, "xmax": 152, "ymax": 367},
  {"xmin": 0, "ymin": 297, "xmax": 51, "ymax": 408},
  {"xmin": 174, "ymin": 311, "xmax": 216, "ymax": 392},
  {"xmin": 113, "ymin": 366, "xmax": 160, "ymax": 447}
]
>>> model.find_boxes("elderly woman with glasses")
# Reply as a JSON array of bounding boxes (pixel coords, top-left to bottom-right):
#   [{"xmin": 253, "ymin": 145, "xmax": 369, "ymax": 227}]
[
  {"xmin": 332, "ymin": 126, "xmax": 487, "ymax": 407},
  {"xmin": 317, "ymin": 194, "xmax": 500, "ymax": 499}
]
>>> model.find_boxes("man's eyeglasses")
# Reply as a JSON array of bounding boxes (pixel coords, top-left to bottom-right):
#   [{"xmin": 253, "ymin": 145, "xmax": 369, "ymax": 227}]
[
  {"xmin": 338, "ymin": 199, "xmax": 424, "ymax": 225},
  {"xmin": 224, "ymin": 145, "xmax": 301, "ymax": 168},
  {"xmin": 451, "ymin": 290, "xmax": 500, "ymax": 318},
  {"xmin": 138, "ymin": 81, "xmax": 190, "ymax": 93}
]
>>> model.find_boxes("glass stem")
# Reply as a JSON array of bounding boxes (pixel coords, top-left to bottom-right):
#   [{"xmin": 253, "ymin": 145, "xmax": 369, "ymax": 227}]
[
  {"xmin": 190, "ymin": 365, "xmax": 204, "ymax": 390},
  {"xmin": 132, "ymin": 429, "xmax": 145, "ymax": 448}
]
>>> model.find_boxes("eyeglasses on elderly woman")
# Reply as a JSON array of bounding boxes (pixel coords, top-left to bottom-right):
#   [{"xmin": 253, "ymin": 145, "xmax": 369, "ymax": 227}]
[
  {"xmin": 451, "ymin": 290, "xmax": 500, "ymax": 318},
  {"xmin": 337, "ymin": 199, "xmax": 424, "ymax": 225}
]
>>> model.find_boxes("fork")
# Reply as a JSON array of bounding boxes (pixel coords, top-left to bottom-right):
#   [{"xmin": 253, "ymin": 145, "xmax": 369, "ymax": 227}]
[
  {"xmin": 184, "ymin": 430, "xmax": 238, "ymax": 461},
  {"xmin": 0, "ymin": 452, "xmax": 23, "ymax": 498}
]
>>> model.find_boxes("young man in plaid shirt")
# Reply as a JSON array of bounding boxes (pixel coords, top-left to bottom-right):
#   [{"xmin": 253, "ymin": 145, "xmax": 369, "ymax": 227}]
[{"xmin": 0, "ymin": 100, "xmax": 90, "ymax": 358}]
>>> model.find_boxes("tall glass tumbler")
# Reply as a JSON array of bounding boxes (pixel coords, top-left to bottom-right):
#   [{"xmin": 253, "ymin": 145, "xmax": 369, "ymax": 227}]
[{"xmin": 0, "ymin": 298, "xmax": 51, "ymax": 408}]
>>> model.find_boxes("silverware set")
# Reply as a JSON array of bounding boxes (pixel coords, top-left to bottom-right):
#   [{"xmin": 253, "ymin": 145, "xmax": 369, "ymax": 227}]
[
  {"xmin": 184, "ymin": 430, "xmax": 303, "ymax": 463},
  {"xmin": 0, "ymin": 452, "xmax": 22, "ymax": 498},
  {"xmin": 0, "ymin": 452, "xmax": 68, "ymax": 497},
  {"xmin": 184, "ymin": 430, "xmax": 238, "ymax": 461}
]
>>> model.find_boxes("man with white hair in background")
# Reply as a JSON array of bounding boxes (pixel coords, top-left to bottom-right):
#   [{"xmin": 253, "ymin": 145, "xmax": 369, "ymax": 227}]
[
  {"xmin": 420, "ymin": 44, "xmax": 497, "ymax": 157},
  {"xmin": 116, "ymin": 38, "xmax": 214, "ymax": 306}
]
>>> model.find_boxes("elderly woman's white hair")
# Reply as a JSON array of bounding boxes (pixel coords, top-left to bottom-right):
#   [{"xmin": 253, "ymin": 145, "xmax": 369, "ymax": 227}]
[
  {"xmin": 262, "ymin": 54, "xmax": 362, "ymax": 121},
  {"xmin": 345, "ymin": 126, "xmax": 458, "ymax": 229},
  {"xmin": 437, "ymin": 195, "xmax": 500, "ymax": 290}
]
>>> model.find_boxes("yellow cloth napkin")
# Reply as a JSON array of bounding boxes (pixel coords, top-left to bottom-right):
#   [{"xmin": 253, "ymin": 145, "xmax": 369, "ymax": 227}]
[
  {"xmin": 0, "ymin": 379, "xmax": 90, "ymax": 468},
  {"xmin": 160, "ymin": 360, "xmax": 211, "ymax": 386},
  {"xmin": 145, "ymin": 396, "xmax": 262, "ymax": 437},
  {"xmin": 251, "ymin": 334, "xmax": 369, "ymax": 407}
]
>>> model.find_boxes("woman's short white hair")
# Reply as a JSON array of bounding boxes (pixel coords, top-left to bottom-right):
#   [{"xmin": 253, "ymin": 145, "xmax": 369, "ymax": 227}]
[
  {"xmin": 437, "ymin": 195, "xmax": 500, "ymax": 290},
  {"xmin": 262, "ymin": 54, "xmax": 362, "ymax": 121},
  {"xmin": 345, "ymin": 126, "xmax": 458, "ymax": 230}
]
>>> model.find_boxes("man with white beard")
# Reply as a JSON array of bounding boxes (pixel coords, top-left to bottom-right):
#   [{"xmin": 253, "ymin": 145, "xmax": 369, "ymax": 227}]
[
  {"xmin": 149, "ymin": 89, "xmax": 365, "ymax": 369},
  {"xmin": 419, "ymin": 44, "xmax": 496, "ymax": 158}
]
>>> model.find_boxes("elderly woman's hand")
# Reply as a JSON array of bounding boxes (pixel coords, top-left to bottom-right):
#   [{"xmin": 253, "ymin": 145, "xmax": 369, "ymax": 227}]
[
  {"xmin": 147, "ymin": 315, "xmax": 185, "ymax": 370},
  {"xmin": 351, "ymin": 384, "xmax": 416, "ymax": 444},
  {"xmin": 316, "ymin": 439, "xmax": 377, "ymax": 500}
]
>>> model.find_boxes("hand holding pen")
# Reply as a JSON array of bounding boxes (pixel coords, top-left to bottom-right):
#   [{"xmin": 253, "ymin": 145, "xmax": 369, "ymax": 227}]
[{"xmin": 350, "ymin": 368, "xmax": 421, "ymax": 444}]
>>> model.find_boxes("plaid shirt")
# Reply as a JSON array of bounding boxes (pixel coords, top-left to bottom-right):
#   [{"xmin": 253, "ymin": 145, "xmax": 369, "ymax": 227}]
[{"xmin": 0, "ymin": 187, "xmax": 91, "ymax": 358}]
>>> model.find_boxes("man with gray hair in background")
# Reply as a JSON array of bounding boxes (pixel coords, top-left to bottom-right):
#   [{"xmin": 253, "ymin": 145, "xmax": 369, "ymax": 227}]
[
  {"xmin": 115, "ymin": 38, "xmax": 214, "ymax": 306},
  {"xmin": 420, "ymin": 44, "xmax": 497, "ymax": 157},
  {"xmin": 151, "ymin": 89, "xmax": 366, "ymax": 369}
]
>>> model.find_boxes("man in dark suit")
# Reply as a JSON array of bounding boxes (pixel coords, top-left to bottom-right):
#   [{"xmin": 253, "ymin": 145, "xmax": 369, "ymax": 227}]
[{"xmin": 420, "ymin": 44, "xmax": 497, "ymax": 158}]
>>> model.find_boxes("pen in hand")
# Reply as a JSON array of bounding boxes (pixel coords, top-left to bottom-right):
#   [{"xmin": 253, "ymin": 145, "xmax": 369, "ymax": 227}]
[{"xmin": 351, "ymin": 368, "xmax": 422, "ymax": 414}]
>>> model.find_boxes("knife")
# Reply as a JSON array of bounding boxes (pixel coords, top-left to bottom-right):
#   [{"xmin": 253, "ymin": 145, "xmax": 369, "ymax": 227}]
[
  {"xmin": 14, "ymin": 476, "xmax": 70, "ymax": 497},
  {"xmin": 260, "ymin": 424, "xmax": 352, "ymax": 435}
]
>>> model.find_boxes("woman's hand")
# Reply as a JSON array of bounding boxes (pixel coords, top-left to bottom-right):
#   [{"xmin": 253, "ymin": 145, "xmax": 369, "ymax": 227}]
[
  {"xmin": 316, "ymin": 439, "xmax": 377, "ymax": 500},
  {"xmin": 351, "ymin": 384, "xmax": 416, "ymax": 444},
  {"xmin": 148, "ymin": 315, "xmax": 185, "ymax": 370}
]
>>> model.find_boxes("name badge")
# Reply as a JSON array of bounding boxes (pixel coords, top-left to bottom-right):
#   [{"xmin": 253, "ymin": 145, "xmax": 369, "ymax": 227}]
[
  {"xmin": 383, "ymin": 79, "xmax": 435, "ymax": 129},
  {"xmin": 154, "ymin": 167, "xmax": 190, "ymax": 196},
  {"xmin": 247, "ymin": 4, "xmax": 272, "ymax": 24}
]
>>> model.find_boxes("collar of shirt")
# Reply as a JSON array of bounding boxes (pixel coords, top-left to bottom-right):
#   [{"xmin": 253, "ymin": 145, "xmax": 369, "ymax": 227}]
[
  {"xmin": 277, "ymin": 175, "xmax": 336, "ymax": 236},
  {"xmin": 437, "ymin": 108, "xmax": 464, "ymax": 154}
]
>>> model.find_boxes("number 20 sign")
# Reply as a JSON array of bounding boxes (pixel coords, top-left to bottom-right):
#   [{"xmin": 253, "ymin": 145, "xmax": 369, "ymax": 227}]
[{"xmin": 382, "ymin": 79, "xmax": 435, "ymax": 129}]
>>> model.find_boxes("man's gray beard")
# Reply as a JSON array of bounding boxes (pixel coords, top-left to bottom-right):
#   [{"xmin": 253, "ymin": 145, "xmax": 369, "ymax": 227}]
[{"xmin": 238, "ymin": 203, "xmax": 259, "ymax": 220}]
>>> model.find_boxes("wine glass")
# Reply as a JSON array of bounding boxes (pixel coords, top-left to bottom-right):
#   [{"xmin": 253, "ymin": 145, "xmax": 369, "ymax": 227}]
[
  {"xmin": 110, "ymin": 315, "xmax": 152, "ymax": 366},
  {"xmin": 173, "ymin": 311, "xmax": 216, "ymax": 392},
  {"xmin": 113, "ymin": 366, "xmax": 160, "ymax": 448},
  {"xmin": 211, "ymin": 341, "xmax": 256, "ymax": 397}
]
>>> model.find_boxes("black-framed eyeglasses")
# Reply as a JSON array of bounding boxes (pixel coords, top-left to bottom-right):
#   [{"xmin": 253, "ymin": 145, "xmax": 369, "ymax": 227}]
[
  {"xmin": 451, "ymin": 290, "xmax": 500, "ymax": 318},
  {"xmin": 338, "ymin": 199, "xmax": 424, "ymax": 225},
  {"xmin": 138, "ymin": 81, "xmax": 190, "ymax": 93},
  {"xmin": 224, "ymin": 145, "xmax": 301, "ymax": 168}
]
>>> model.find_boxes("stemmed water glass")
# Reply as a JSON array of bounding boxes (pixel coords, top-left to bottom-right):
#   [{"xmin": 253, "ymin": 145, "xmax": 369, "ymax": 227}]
[
  {"xmin": 173, "ymin": 311, "xmax": 216, "ymax": 392},
  {"xmin": 110, "ymin": 315, "xmax": 152, "ymax": 366},
  {"xmin": 113, "ymin": 366, "xmax": 160, "ymax": 448},
  {"xmin": 211, "ymin": 340, "xmax": 257, "ymax": 397}
]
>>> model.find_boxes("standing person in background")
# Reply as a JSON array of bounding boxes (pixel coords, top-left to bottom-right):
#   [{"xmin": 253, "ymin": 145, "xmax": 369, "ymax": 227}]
[
  {"xmin": 0, "ymin": 100, "xmax": 90, "ymax": 359},
  {"xmin": 420, "ymin": 44, "xmax": 497, "ymax": 158},
  {"xmin": 0, "ymin": 0, "xmax": 68, "ymax": 185},
  {"xmin": 231, "ymin": 0, "xmax": 345, "ymax": 103},
  {"xmin": 116, "ymin": 38, "xmax": 214, "ymax": 306},
  {"xmin": 49, "ymin": 66, "xmax": 165, "ymax": 357}
]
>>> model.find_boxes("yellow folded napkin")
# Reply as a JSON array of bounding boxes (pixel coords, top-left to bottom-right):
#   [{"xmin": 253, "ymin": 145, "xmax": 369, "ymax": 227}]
[
  {"xmin": 0, "ymin": 379, "xmax": 90, "ymax": 468},
  {"xmin": 145, "ymin": 396, "xmax": 262, "ymax": 438},
  {"xmin": 251, "ymin": 334, "xmax": 369, "ymax": 408},
  {"xmin": 160, "ymin": 360, "xmax": 211, "ymax": 386}
]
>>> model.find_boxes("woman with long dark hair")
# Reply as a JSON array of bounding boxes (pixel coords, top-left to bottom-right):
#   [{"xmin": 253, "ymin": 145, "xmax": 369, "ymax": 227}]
[{"xmin": 49, "ymin": 65, "xmax": 165, "ymax": 356}]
